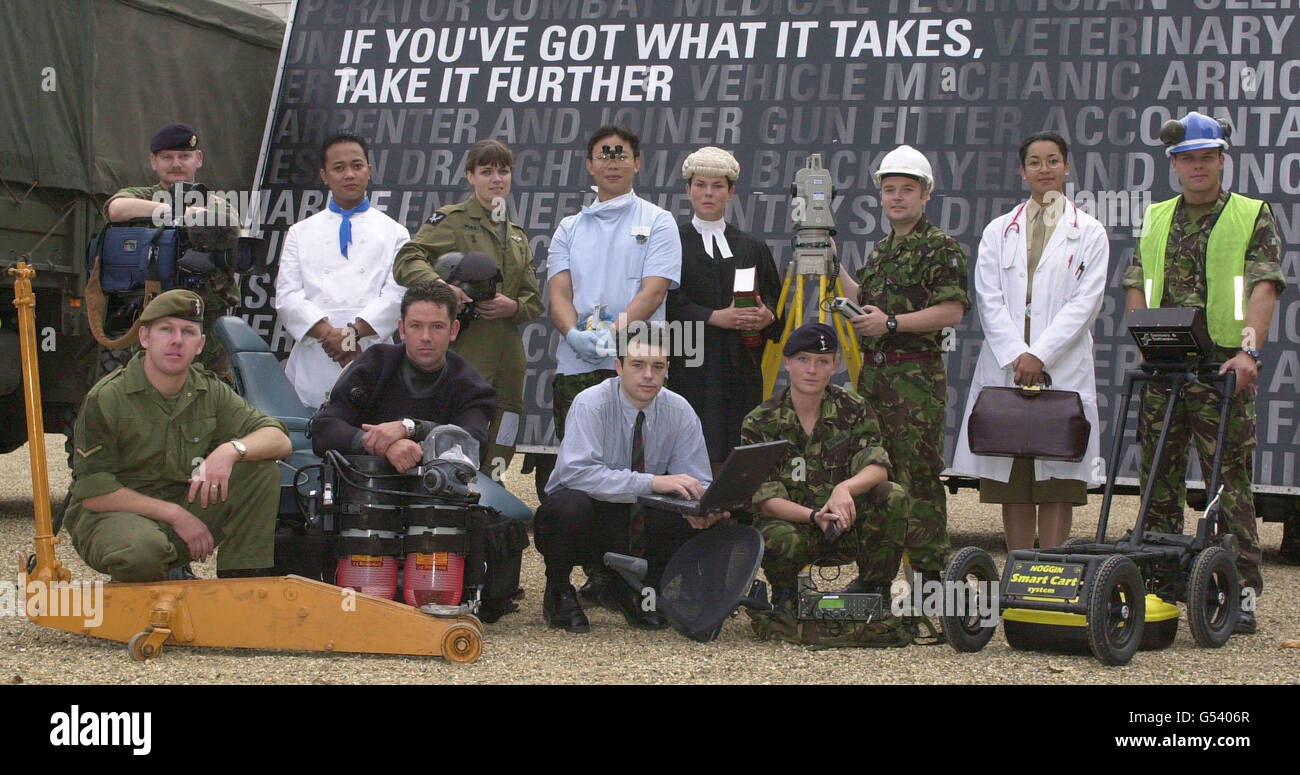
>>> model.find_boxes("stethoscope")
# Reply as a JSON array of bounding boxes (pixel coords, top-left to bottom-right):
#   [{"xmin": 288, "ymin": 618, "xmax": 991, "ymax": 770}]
[
  {"xmin": 1003, "ymin": 198, "xmax": 1081, "ymax": 240},
  {"xmin": 1002, "ymin": 198, "xmax": 1084, "ymax": 275}
]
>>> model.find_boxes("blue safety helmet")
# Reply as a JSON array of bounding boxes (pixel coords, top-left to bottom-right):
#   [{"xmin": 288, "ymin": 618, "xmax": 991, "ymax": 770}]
[{"xmin": 1159, "ymin": 111, "xmax": 1231, "ymax": 157}]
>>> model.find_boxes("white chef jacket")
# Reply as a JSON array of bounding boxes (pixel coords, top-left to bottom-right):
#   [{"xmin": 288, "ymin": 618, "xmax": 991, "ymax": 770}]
[{"xmin": 274, "ymin": 202, "xmax": 409, "ymax": 409}]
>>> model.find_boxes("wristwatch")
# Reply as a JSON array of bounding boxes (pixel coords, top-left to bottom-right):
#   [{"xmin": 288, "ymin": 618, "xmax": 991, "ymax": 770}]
[
  {"xmin": 809, "ymin": 508, "xmax": 817, "ymax": 525},
  {"xmin": 401, "ymin": 417, "xmax": 416, "ymax": 439},
  {"xmin": 229, "ymin": 439, "xmax": 247, "ymax": 459},
  {"xmin": 885, "ymin": 314, "xmax": 898, "ymax": 334},
  {"xmin": 1242, "ymin": 347, "xmax": 1261, "ymax": 365}
]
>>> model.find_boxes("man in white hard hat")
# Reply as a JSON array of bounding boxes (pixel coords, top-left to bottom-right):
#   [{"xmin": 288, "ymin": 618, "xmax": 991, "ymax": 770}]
[
  {"xmin": 1123, "ymin": 112, "xmax": 1286, "ymax": 634},
  {"xmin": 840, "ymin": 144, "xmax": 968, "ymax": 584}
]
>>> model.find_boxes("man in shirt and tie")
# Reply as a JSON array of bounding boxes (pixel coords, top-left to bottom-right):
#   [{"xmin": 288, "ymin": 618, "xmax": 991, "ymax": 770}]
[{"xmin": 533, "ymin": 326, "xmax": 723, "ymax": 633}]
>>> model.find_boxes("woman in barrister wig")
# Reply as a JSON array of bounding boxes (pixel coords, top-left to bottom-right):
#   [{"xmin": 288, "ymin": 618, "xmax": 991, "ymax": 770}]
[{"xmin": 666, "ymin": 147, "xmax": 782, "ymax": 473}]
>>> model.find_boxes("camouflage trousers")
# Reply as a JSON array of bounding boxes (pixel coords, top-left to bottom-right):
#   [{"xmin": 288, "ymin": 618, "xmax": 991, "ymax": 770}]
[
  {"xmin": 856, "ymin": 358, "xmax": 949, "ymax": 575},
  {"xmin": 757, "ymin": 481, "xmax": 909, "ymax": 589},
  {"xmin": 552, "ymin": 369, "xmax": 616, "ymax": 440},
  {"xmin": 1139, "ymin": 380, "xmax": 1262, "ymax": 594}
]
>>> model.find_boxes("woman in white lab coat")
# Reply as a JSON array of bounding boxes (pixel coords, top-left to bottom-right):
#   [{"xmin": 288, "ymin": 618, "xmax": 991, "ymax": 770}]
[{"xmin": 952, "ymin": 132, "xmax": 1109, "ymax": 551}]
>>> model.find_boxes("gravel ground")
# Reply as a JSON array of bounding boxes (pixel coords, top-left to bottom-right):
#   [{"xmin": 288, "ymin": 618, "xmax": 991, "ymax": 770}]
[{"xmin": 1, "ymin": 435, "xmax": 1296, "ymax": 685}]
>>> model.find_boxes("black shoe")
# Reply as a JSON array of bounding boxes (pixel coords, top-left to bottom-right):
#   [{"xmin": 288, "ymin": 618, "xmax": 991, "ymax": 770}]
[
  {"xmin": 165, "ymin": 563, "xmax": 198, "ymax": 581},
  {"xmin": 543, "ymin": 583, "xmax": 589, "ymax": 633},
  {"xmin": 578, "ymin": 569, "xmax": 612, "ymax": 603},
  {"xmin": 771, "ymin": 586, "xmax": 798, "ymax": 614},
  {"xmin": 598, "ymin": 578, "xmax": 669, "ymax": 630},
  {"xmin": 1234, "ymin": 609, "xmax": 1257, "ymax": 635}
]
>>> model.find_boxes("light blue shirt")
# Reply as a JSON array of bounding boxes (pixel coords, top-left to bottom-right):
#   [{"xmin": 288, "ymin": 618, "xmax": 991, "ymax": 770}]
[
  {"xmin": 545, "ymin": 377, "xmax": 712, "ymax": 503},
  {"xmin": 547, "ymin": 191, "xmax": 682, "ymax": 375}
]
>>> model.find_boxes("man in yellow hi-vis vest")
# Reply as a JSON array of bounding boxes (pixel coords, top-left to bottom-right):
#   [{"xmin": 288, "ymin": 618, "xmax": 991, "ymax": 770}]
[{"xmin": 1123, "ymin": 112, "xmax": 1286, "ymax": 635}]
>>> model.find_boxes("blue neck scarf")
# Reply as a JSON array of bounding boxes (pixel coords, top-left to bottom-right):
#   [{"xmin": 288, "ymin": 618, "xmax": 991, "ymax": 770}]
[{"xmin": 327, "ymin": 196, "xmax": 370, "ymax": 258}]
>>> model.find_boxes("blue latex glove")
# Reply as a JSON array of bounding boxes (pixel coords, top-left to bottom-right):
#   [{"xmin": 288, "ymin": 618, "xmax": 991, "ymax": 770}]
[
  {"xmin": 592, "ymin": 327, "xmax": 616, "ymax": 358},
  {"xmin": 565, "ymin": 328, "xmax": 607, "ymax": 363}
]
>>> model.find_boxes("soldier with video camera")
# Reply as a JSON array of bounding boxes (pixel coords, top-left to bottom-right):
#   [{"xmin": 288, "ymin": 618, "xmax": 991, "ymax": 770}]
[{"xmin": 104, "ymin": 122, "xmax": 239, "ymax": 380}]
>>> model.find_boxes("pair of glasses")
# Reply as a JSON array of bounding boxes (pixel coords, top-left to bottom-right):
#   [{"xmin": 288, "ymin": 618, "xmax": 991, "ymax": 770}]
[
  {"xmin": 593, "ymin": 153, "xmax": 633, "ymax": 163},
  {"xmin": 1025, "ymin": 157, "xmax": 1065, "ymax": 170}
]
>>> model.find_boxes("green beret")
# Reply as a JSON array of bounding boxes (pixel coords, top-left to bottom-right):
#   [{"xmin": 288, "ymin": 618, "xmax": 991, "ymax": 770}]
[{"xmin": 140, "ymin": 290, "xmax": 204, "ymax": 325}]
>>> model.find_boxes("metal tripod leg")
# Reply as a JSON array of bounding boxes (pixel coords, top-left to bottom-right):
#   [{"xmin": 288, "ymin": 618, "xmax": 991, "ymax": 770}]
[{"xmin": 761, "ymin": 268, "xmax": 864, "ymax": 396}]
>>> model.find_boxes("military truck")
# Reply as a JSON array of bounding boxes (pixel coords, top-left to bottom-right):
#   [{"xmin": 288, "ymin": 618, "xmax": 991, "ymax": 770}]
[{"xmin": 0, "ymin": 0, "xmax": 284, "ymax": 454}]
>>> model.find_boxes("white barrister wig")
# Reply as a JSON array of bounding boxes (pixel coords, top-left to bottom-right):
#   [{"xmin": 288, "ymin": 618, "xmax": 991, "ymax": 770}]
[{"xmin": 682, "ymin": 146, "xmax": 740, "ymax": 182}]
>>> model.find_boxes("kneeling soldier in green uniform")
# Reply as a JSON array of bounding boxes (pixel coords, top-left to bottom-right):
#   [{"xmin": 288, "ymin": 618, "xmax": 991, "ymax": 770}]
[
  {"xmin": 65, "ymin": 290, "xmax": 292, "ymax": 582},
  {"xmin": 739, "ymin": 322, "xmax": 909, "ymax": 610}
]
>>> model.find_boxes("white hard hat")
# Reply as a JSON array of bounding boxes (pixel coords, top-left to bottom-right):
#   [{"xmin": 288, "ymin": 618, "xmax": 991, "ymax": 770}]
[{"xmin": 873, "ymin": 145, "xmax": 934, "ymax": 191}]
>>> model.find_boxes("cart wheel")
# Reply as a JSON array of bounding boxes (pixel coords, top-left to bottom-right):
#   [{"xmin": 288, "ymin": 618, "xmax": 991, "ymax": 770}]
[
  {"xmin": 127, "ymin": 632, "xmax": 160, "ymax": 662},
  {"xmin": 940, "ymin": 546, "xmax": 998, "ymax": 653},
  {"xmin": 1187, "ymin": 546, "xmax": 1239, "ymax": 648},
  {"xmin": 1086, "ymin": 555, "xmax": 1145, "ymax": 666},
  {"xmin": 441, "ymin": 623, "xmax": 482, "ymax": 664},
  {"xmin": 1002, "ymin": 618, "xmax": 1033, "ymax": 651}
]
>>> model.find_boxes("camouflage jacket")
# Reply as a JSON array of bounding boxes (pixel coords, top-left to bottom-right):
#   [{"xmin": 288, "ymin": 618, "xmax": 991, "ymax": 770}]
[
  {"xmin": 739, "ymin": 384, "xmax": 890, "ymax": 509},
  {"xmin": 392, "ymin": 196, "xmax": 544, "ymax": 327},
  {"xmin": 855, "ymin": 215, "xmax": 969, "ymax": 354},
  {"xmin": 108, "ymin": 183, "xmax": 239, "ymax": 310},
  {"xmin": 1123, "ymin": 189, "xmax": 1286, "ymax": 329}
]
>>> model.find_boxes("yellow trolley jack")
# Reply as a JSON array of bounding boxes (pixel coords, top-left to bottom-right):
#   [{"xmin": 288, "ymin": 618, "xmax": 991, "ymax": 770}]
[{"xmin": 11, "ymin": 262, "xmax": 483, "ymax": 663}]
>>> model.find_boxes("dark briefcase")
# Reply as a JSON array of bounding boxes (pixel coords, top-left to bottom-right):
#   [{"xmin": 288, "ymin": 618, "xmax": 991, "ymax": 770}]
[{"xmin": 967, "ymin": 382, "xmax": 1090, "ymax": 462}]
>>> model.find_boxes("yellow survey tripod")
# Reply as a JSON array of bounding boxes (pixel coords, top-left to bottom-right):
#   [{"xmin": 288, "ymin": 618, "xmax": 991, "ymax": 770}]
[{"xmin": 761, "ymin": 154, "xmax": 864, "ymax": 397}]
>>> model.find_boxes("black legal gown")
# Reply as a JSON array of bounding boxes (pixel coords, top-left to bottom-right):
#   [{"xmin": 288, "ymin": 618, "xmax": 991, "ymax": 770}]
[{"xmin": 666, "ymin": 222, "xmax": 783, "ymax": 464}]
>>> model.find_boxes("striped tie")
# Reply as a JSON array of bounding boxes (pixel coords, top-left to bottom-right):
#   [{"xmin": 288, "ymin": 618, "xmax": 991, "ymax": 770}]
[{"xmin": 629, "ymin": 410, "xmax": 647, "ymax": 557}]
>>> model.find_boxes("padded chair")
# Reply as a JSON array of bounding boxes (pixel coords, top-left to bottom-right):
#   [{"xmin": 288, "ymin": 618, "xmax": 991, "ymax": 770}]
[
  {"xmin": 213, "ymin": 315, "xmax": 314, "ymax": 451},
  {"xmin": 606, "ymin": 522, "xmax": 769, "ymax": 642}
]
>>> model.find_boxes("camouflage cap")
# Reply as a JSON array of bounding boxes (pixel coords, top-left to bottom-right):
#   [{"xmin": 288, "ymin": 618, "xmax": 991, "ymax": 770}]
[
  {"xmin": 783, "ymin": 322, "xmax": 839, "ymax": 356},
  {"xmin": 151, "ymin": 122, "xmax": 200, "ymax": 153},
  {"xmin": 140, "ymin": 290, "xmax": 204, "ymax": 325}
]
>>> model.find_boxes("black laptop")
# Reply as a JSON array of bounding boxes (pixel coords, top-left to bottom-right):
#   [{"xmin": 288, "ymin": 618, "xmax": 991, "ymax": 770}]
[{"xmin": 636, "ymin": 440, "xmax": 790, "ymax": 516}]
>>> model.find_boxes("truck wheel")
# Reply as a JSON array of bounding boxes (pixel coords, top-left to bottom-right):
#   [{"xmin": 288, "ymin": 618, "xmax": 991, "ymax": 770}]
[
  {"xmin": 1187, "ymin": 546, "xmax": 1238, "ymax": 648},
  {"xmin": 940, "ymin": 546, "xmax": 998, "ymax": 653},
  {"xmin": 98, "ymin": 346, "xmax": 131, "ymax": 378},
  {"xmin": 1086, "ymin": 555, "xmax": 1145, "ymax": 666}
]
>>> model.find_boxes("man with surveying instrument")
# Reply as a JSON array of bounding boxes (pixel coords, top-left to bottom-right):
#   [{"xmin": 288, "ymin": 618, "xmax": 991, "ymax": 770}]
[
  {"xmin": 839, "ymin": 145, "xmax": 968, "ymax": 583},
  {"xmin": 1123, "ymin": 111, "xmax": 1286, "ymax": 635}
]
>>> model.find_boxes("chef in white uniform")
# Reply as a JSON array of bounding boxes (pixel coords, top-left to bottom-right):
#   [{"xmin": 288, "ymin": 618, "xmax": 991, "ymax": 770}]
[
  {"xmin": 275, "ymin": 132, "xmax": 408, "ymax": 409},
  {"xmin": 952, "ymin": 131, "xmax": 1110, "ymax": 551}
]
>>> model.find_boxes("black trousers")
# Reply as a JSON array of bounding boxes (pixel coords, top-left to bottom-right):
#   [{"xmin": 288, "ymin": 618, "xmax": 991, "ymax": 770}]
[{"xmin": 534, "ymin": 488, "xmax": 696, "ymax": 588}]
